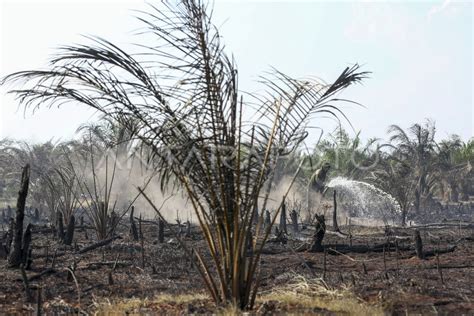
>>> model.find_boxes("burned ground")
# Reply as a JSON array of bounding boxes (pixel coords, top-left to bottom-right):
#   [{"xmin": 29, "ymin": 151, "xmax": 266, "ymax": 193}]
[{"xmin": 1, "ymin": 219, "xmax": 472, "ymax": 315}]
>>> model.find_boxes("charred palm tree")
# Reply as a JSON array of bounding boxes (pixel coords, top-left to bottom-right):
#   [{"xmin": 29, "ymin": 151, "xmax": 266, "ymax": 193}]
[{"xmin": 1, "ymin": 0, "xmax": 367, "ymax": 309}]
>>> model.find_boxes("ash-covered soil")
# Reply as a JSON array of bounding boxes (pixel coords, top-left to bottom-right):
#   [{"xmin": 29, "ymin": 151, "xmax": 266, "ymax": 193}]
[{"xmin": 0, "ymin": 221, "xmax": 473, "ymax": 315}]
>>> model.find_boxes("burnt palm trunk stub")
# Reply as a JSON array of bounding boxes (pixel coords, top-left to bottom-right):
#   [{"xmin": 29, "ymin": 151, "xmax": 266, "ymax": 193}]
[
  {"xmin": 252, "ymin": 206, "xmax": 259, "ymax": 226},
  {"xmin": 414, "ymin": 230, "xmax": 424, "ymax": 259},
  {"xmin": 309, "ymin": 214, "xmax": 326, "ymax": 252},
  {"xmin": 7, "ymin": 164, "xmax": 30, "ymax": 268},
  {"xmin": 56, "ymin": 211, "xmax": 65, "ymax": 241},
  {"xmin": 332, "ymin": 190, "xmax": 340, "ymax": 232},
  {"xmin": 130, "ymin": 206, "xmax": 139, "ymax": 241},
  {"xmin": 6, "ymin": 217, "xmax": 14, "ymax": 253},
  {"xmin": 158, "ymin": 218, "xmax": 165, "ymax": 244},
  {"xmin": 64, "ymin": 215, "xmax": 75, "ymax": 246},
  {"xmin": 7, "ymin": 205, "xmax": 12, "ymax": 220},
  {"xmin": 264, "ymin": 210, "xmax": 271, "ymax": 230},
  {"xmin": 21, "ymin": 224, "xmax": 32, "ymax": 268},
  {"xmin": 290, "ymin": 209, "xmax": 298, "ymax": 232},
  {"xmin": 279, "ymin": 199, "xmax": 287, "ymax": 234},
  {"xmin": 33, "ymin": 208, "xmax": 40, "ymax": 223}
]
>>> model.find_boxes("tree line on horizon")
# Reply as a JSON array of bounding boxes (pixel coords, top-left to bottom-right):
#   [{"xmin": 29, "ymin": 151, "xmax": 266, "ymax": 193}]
[{"xmin": 0, "ymin": 118, "xmax": 472, "ymax": 227}]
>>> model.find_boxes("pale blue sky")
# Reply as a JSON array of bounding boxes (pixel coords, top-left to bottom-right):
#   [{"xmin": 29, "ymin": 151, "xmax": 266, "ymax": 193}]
[{"xmin": 0, "ymin": 0, "xmax": 472, "ymax": 145}]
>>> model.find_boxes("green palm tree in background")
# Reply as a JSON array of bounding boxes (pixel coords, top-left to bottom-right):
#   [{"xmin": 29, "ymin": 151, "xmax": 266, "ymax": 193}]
[
  {"xmin": 0, "ymin": 141, "xmax": 65, "ymax": 212},
  {"xmin": 387, "ymin": 120, "xmax": 437, "ymax": 213},
  {"xmin": 449, "ymin": 138, "xmax": 474, "ymax": 201},
  {"xmin": 312, "ymin": 127, "xmax": 379, "ymax": 179},
  {"xmin": 366, "ymin": 152, "xmax": 415, "ymax": 226},
  {"xmin": 437, "ymin": 135, "xmax": 464, "ymax": 202}
]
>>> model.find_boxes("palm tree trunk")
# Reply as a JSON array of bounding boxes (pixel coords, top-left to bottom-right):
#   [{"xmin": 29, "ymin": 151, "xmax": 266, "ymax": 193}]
[
  {"xmin": 449, "ymin": 184, "xmax": 459, "ymax": 202},
  {"xmin": 414, "ymin": 188, "xmax": 421, "ymax": 213},
  {"xmin": 332, "ymin": 190, "xmax": 340, "ymax": 232},
  {"xmin": 401, "ymin": 207, "xmax": 407, "ymax": 226}
]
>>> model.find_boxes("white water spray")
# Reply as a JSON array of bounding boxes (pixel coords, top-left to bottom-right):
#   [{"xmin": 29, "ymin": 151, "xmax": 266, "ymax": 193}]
[{"xmin": 326, "ymin": 176, "xmax": 402, "ymax": 225}]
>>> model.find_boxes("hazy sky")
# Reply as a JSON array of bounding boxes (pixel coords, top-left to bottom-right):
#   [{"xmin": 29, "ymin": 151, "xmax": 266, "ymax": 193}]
[{"xmin": 0, "ymin": 0, "xmax": 472, "ymax": 145}]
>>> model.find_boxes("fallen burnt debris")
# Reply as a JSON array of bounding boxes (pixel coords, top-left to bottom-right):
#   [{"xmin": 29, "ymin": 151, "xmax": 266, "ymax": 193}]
[
  {"xmin": 0, "ymin": 164, "xmax": 471, "ymax": 314},
  {"xmin": 297, "ymin": 216, "xmax": 459, "ymax": 257},
  {"xmin": 0, "ymin": 201, "xmax": 473, "ymax": 314},
  {"xmin": 0, "ymin": 186, "xmax": 474, "ymax": 313}
]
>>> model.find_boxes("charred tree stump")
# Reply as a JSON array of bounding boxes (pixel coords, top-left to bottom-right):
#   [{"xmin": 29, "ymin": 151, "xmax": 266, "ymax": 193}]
[
  {"xmin": 158, "ymin": 218, "xmax": 164, "ymax": 243},
  {"xmin": 25, "ymin": 248, "xmax": 33, "ymax": 270},
  {"xmin": 64, "ymin": 215, "xmax": 75, "ymax": 246},
  {"xmin": 279, "ymin": 199, "xmax": 287, "ymax": 234},
  {"xmin": 252, "ymin": 206, "xmax": 259, "ymax": 226},
  {"xmin": 309, "ymin": 214, "xmax": 326, "ymax": 252},
  {"xmin": 138, "ymin": 214, "xmax": 143, "ymax": 240},
  {"xmin": 6, "ymin": 217, "xmax": 14, "ymax": 254},
  {"xmin": 140, "ymin": 233, "xmax": 145, "ymax": 269},
  {"xmin": 56, "ymin": 211, "xmax": 65, "ymax": 242},
  {"xmin": 290, "ymin": 210, "xmax": 298, "ymax": 232},
  {"xmin": 8, "ymin": 164, "xmax": 30, "ymax": 268},
  {"xmin": 7, "ymin": 205, "xmax": 12, "ymax": 220},
  {"xmin": 185, "ymin": 220, "xmax": 191, "ymax": 237},
  {"xmin": 33, "ymin": 208, "xmax": 40, "ymax": 223},
  {"xmin": 108, "ymin": 271, "xmax": 114, "ymax": 285},
  {"xmin": 21, "ymin": 224, "xmax": 32, "ymax": 268},
  {"xmin": 332, "ymin": 190, "xmax": 340, "ymax": 232},
  {"xmin": 272, "ymin": 227, "xmax": 288, "ymax": 244},
  {"xmin": 130, "ymin": 206, "xmax": 139, "ymax": 241},
  {"xmin": 246, "ymin": 227, "xmax": 253, "ymax": 251},
  {"xmin": 414, "ymin": 230, "xmax": 424, "ymax": 259},
  {"xmin": 264, "ymin": 210, "xmax": 271, "ymax": 230},
  {"xmin": 108, "ymin": 210, "xmax": 119, "ymax": 237},
  {"xmin": 176, "ymin": 218, "xmax": 182, "ymax": 237}
]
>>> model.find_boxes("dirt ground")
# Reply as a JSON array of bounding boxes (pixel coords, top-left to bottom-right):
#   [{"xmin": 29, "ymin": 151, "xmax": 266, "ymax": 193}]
[{"xmin": 0, "ymin": 221, "xmax": 473, "ymax": 315}]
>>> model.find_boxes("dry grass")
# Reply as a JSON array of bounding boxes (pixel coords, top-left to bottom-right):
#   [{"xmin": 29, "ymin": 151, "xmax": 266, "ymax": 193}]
[
  {"xmin": 93, "ymin": 293, "xmax": 209, "ymax": 315},
  {"xmin": 92, "ymin": 274, "xmax": 386, "ymax": 315},
  {"xmin": 257, "ymin": 274, "xmax": 386, "ymax": 315}
]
